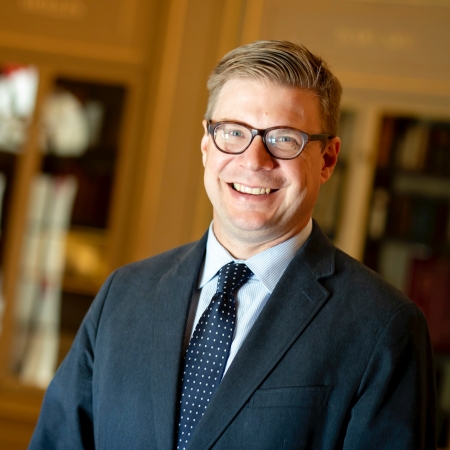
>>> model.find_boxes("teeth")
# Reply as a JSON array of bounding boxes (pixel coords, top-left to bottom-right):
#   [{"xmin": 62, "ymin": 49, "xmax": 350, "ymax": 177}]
[{"xmin": 233, "ymin": 183, "xmax": 271, "ymax": 195}]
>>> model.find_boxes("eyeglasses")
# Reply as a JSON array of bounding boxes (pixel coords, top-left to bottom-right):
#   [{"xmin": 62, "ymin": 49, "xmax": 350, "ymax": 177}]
[{"xmin": 207, "ymin": 120, "xmax": 333, "ymax": 160}]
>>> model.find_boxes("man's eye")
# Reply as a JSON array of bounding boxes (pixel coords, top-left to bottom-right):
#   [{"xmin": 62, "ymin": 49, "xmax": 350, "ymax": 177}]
[
  {"xmin": 268, "ymin": 135, "xmax": 299, "ymax": 146},
  {"xmin": 277, "ymin": 136, "xmax": 294, "ymax": 143},
  {"xmin": 225, "ymin": 129, "xmax": 244, "ymax": 138}
]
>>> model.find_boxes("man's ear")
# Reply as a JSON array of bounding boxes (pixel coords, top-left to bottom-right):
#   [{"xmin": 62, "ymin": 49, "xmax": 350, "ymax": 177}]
[
  {"xmin": 320, "ymin": 137, "xmax": 340, "ymax": 184},
  {"xmin": 201, "ymin": 120, "xmax": 209, "ymax": 167}
]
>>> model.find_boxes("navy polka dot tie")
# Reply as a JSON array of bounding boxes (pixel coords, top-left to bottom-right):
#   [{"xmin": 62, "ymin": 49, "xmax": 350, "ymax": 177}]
[{"xmin": 176, "ymin": 262, "xmax": 252, "ymax": 450}]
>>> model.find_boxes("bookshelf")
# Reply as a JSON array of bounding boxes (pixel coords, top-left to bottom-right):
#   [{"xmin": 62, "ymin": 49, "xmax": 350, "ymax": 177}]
[
  {"xmin": 365, "ymin": 115, "xmax": 450, "ymax": 344},
  {"xmin": 364, "ymin": 114, "xmax": 450, "ymax": 447},
  {"xmin": 9, "ymin": 77, "xmax": 128, "ymax": 388},
  {"xmin": 0, "ymin": 59, "xmax": 145, "ymax": 448}
]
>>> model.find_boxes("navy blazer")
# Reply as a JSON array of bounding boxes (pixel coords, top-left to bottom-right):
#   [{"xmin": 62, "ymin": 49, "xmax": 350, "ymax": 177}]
[{"xmin": 29, "ymin": 222, "xmax": 436, "ymax": 449}]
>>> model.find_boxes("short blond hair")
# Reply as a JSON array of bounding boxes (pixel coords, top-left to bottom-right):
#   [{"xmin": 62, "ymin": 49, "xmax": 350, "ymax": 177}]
[{"xmin": 205, "ymin": 40, "xmax": 342, "ymax": 136}]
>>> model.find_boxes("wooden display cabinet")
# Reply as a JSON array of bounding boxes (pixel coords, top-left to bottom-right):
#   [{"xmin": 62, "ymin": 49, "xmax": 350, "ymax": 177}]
[
  {"xmin": 0, "ymin": 61, "xmax": 143, "ymax": 448},
  {"xmin": 364, "ymin": 113, "xmax": 450, "ymax": 448}
]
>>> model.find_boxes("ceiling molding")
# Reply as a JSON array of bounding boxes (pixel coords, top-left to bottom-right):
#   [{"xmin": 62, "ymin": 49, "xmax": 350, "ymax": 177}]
[
  {"xmin": 337, "ymin": 70, "xmax": 450, "ymax": 97},
  {"xmin": 0, "ymin": 30, "xmax": 144, "ymax": 65},
  {"xmin": 340, "ymin": 0, "xmax": 450, "ymax": 6}
]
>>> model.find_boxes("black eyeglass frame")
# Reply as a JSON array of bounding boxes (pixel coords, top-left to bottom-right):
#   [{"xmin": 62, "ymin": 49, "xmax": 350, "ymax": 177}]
[{"xmin": 207, "ymin": 120, "xmax": 333, "ymax": 160}]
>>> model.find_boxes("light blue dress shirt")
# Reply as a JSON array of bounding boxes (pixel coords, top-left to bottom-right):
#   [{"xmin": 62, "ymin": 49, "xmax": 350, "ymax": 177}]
[{"xmin": 183, "ymin": 219, "xmax": 312, "ymax": 376}]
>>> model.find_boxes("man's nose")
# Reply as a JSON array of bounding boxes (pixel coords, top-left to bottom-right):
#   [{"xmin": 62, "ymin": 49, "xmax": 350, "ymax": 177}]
[{"xmin": 238, "ymin": 136, "xmax": 275, "ymax": 170}]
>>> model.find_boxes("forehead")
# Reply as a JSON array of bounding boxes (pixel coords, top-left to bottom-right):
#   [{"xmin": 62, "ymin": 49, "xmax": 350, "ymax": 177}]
[{"xmin": 212, "ymin": 78, "xmax": 321, "ymax": 131}]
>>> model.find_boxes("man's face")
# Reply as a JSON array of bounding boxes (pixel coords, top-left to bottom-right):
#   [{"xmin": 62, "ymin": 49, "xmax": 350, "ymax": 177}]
[{"xmin": 201, "ymin": 78, "xmax": 340, "ymax": 257}]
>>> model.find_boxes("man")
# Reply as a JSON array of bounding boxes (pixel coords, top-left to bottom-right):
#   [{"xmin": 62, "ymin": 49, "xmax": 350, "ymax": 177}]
[{"xmin": 30, "ymin": 40, "xmax": 436, "ymax": 449}]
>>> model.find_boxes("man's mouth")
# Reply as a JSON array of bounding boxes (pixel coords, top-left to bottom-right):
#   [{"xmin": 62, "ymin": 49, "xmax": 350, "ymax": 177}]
[{"xmin": 233, "ymin": 183, "xmax": 273, "ymax": 195}]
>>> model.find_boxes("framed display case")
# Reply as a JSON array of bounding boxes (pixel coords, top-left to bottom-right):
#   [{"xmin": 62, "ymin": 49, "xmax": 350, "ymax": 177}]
[
  {"xmin": 365, "ymin": 113, "xmax": 450, "ymax": 447},
  {"xmin": 0, "ymin": 62, "xmax": 142, "ymax": 448}
]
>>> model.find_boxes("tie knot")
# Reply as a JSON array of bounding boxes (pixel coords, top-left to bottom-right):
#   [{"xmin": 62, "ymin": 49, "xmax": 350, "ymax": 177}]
[{"xmin": 216, "ymin": 262, "xmax": 252, "ymax": 296}]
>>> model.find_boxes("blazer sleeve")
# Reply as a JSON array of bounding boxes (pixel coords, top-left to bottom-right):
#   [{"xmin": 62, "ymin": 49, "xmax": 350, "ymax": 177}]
[
  {"xmin": 28, "ymin": 271, "xmax": 117, "ymax": 450},
  {"xmin": 342, "ymin": 303, "xmax": 436, "ymax": 450}
]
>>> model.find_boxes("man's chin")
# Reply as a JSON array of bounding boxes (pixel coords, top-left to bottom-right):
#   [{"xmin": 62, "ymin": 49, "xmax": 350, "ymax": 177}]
[{"xmin": 217, "ymin": 215, "xmax": 282, "ymax": 241}]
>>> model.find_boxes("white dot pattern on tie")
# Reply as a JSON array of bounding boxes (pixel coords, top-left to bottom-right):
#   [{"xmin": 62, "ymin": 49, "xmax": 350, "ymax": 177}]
[{"xmin": 177, "ymin": 262, "xmax": 252, "ymax": 450}]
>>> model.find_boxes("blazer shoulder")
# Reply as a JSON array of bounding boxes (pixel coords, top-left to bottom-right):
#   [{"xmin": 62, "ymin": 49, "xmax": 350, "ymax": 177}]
[
  {"xmin": 113, "ymin": 238, "xmax": 206, "ymax": 283},
  {"xmin": 332, "ymin": 246, "xmax": 421, "ymax": 318},
  {"xmin": 84, "ymin": 237, "xmax": 206, "ymax": 326},
  {"xmin": 305, "ymin": 222, "xmax": 413, "ymax": 310}
]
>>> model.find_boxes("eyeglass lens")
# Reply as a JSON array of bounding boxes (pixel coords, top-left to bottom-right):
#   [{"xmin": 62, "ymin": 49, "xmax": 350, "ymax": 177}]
[{"xmin": 213, "ymin": 123, "xmax": 305, "ymax": 158}]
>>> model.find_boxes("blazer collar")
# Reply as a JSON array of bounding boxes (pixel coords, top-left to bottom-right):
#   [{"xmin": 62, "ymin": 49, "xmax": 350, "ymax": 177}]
[
  {"xmin": 298, "ymin": 219, "xmax": 336, "ymax": 280},
  {"xmin": 150, "ymin": 233, "xmax": 208, "ymax": 450}
]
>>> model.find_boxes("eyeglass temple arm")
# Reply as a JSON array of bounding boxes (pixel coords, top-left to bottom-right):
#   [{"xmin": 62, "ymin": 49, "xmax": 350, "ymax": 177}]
[{"xmin": 309, "ymin": 133, "xmax": 334, "ymax": 141}]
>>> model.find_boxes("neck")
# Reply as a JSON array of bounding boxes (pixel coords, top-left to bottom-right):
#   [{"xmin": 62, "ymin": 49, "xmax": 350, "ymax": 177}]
[{"xmin": 212, "ymin": 220, "xmax": 311, "ymax": 260}]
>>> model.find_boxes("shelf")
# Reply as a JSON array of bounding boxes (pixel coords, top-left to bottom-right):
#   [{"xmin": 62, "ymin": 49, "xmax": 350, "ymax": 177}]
[
  {"xmin": 365, "ymin": 114, "xmax": 450, "ymax": 358},
  {"xmin": 0, "ymin": 74, "xmax": 127, "ymax": 392}
]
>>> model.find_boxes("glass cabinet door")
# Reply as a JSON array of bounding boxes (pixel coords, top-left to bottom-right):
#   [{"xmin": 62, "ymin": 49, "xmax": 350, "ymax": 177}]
[{"xmin": 6, "ymin": 75, "xmax": 127, "ymax": 388}]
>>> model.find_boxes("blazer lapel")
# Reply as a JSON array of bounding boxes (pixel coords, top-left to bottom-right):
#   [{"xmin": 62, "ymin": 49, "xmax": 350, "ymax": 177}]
[
  {"xmin": 150, "ymin": 235, "xmax": 207, "ymax": 450},
  {"xmin": 187, "ymin": 223, "xmax": 336, "ymax": 450}
]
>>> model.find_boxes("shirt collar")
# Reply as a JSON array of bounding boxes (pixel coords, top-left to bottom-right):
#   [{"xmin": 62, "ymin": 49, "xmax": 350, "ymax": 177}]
[{"xmin": 198, "ymin": 219, "xmax": 313, "ymax": 293}]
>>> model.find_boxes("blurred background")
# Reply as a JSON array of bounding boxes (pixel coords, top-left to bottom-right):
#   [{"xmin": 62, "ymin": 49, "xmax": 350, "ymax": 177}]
[{"xmin": 0, "ymin": 0, "xmax": 449, "ymax": 448}]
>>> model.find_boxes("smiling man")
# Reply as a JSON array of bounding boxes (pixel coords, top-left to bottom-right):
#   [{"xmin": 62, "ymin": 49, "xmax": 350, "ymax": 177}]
[
  {"xmin": 30, "ymin": 41, "xmax": 436, "ymax": 450},
  {"xmin": 201, "ymin": 78, "xmax": 337, "ymax": 258}
]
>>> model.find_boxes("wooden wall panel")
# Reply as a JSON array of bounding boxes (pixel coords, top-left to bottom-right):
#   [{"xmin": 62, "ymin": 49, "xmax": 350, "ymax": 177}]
[
  {"xmin": 0, "ymin": 0, "xmax": 158, "ymax": 64},
  {"xmin": 259, "ymin": 0, "xmax": 450, "ymax": 97}
]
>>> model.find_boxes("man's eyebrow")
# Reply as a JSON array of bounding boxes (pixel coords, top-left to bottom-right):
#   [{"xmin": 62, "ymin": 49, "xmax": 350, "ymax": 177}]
[{"xmin": 214, "ymin": 119, "xmax": 253, "ymax": 127}]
